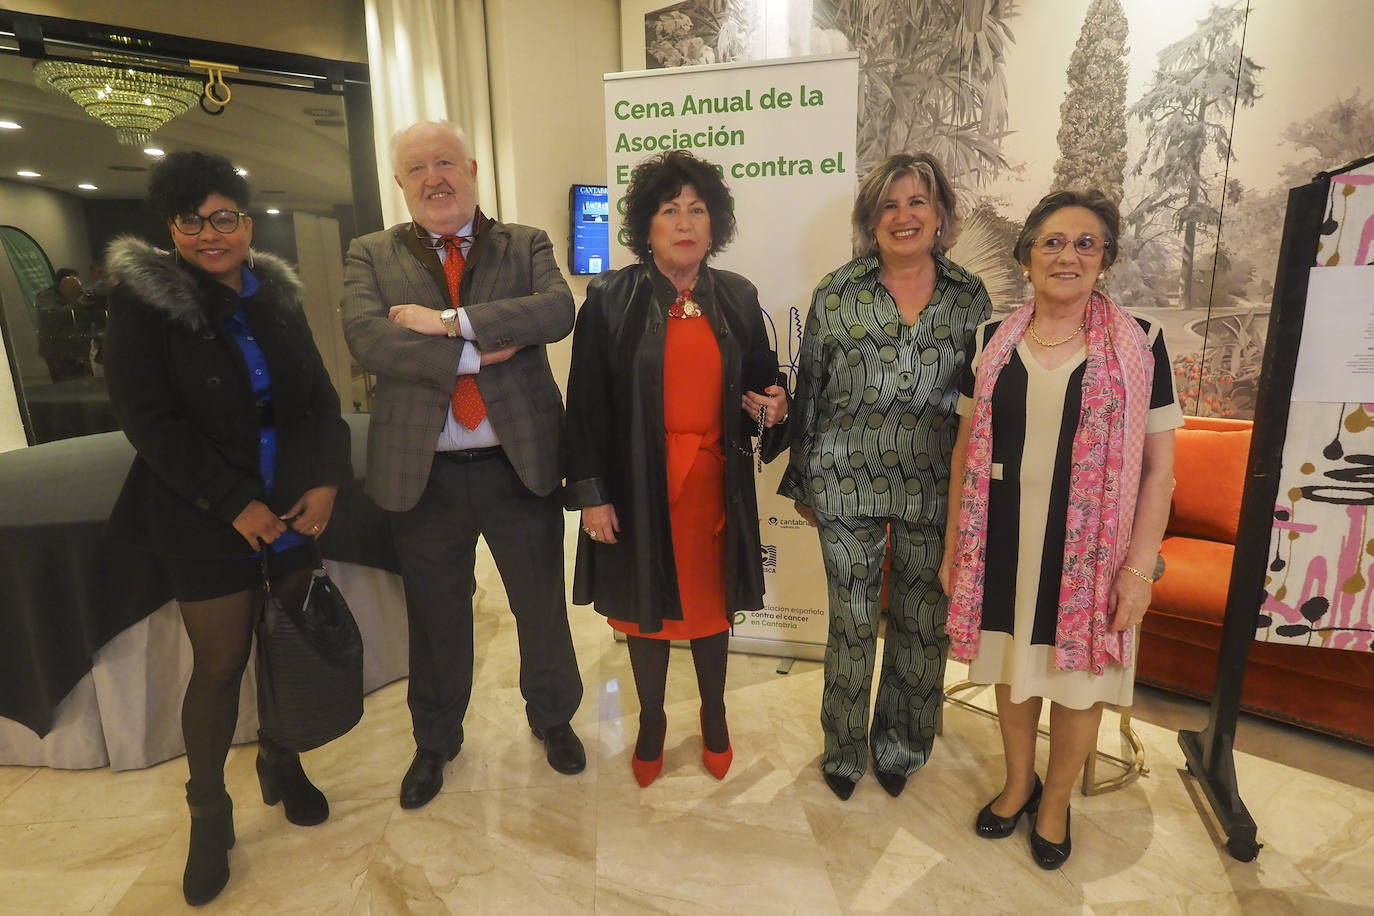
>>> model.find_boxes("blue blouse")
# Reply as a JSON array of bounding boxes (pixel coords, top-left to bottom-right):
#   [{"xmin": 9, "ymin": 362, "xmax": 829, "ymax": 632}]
[{"xmin": 226, "ymin": 265, "xmax": 305, "ymax": 554}]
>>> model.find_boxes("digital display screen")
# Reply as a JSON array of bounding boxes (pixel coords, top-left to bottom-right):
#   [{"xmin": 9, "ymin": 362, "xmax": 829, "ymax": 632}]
[{"xmin": 569, "ymin": 184, "xmax": 610, "ymax": 275}]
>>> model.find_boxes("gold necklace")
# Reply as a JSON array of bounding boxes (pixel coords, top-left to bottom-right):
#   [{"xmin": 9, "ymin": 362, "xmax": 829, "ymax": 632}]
[{"xmin": 1027, "ymin": 318, "xmax": 1085, "ymax": 347}]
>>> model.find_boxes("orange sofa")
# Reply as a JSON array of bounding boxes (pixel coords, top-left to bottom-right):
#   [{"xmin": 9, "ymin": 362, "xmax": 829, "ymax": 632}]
[{"xmin": 1137, "ymin": 416, "xmax": 1374, "ymax": 747}]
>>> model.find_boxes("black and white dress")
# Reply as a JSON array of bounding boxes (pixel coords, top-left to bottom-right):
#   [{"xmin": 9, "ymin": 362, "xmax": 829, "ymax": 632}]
[{"xmin": 956, "ymin": 314, "xmax": 1183, "ymax": 708}]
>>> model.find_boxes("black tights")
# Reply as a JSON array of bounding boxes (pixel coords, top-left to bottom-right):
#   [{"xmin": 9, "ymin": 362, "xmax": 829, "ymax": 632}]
[
  {"xmin": 626, "ymin": 630, "xmax": 730, "ymax": 758},
  {"xmin": 178, "ymin": 568, "xmax": 310, "ymax": 791}
]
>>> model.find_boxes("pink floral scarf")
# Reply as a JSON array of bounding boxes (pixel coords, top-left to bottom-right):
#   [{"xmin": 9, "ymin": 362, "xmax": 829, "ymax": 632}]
[{"xmin": 946, "ymin": 290, "xmax": 1153, "ymax": 674}]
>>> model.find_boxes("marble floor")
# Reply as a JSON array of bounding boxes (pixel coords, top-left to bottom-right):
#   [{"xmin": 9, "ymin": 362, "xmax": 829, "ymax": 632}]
[{"xmin": 2, "ymin": 519, "xmax": 1372, "ymax": 914}]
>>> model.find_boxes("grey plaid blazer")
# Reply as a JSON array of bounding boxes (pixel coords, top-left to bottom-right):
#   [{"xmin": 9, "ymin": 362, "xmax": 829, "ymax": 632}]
[{"xmin": 341, "ymin": 215, "xmax": 574, "ymax": 512}]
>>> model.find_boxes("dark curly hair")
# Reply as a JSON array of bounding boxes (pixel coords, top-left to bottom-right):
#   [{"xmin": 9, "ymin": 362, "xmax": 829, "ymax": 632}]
[
  {"xmin": 622, "ymin": 150, "xmax": 735, "ymax": 263},
  {"xmin": 1014, "ymin": 189, "xmax": 1121, "ymax": 270},
  {"xmin": 146, "ymin": 151, "xmax": 250, "ymax": 220}
]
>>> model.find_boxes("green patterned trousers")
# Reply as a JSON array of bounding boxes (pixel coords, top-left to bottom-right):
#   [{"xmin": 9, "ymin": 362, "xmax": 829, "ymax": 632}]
[{"xmin": 814, "ymin": 513, "xmax": 948, "ymax": 781}]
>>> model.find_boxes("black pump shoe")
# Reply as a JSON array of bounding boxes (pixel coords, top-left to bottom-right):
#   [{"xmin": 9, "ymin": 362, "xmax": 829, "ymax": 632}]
[
  {"xmin": 975, "ymin": 774, "xmax": 1042, "ymax": 838},
  {"xmin": 257, "ymin": 737, "xmax": 329, "ymax": 826},
  {"xmin": 183, "ymin": 781, "xmax": 234, "ymax": 907},
  {"xmin": 823, "ymin": 772, "xmax": 856, "ymax": 800},
  {"xmin": 1029, "ymin": 806, "xmax": 1072, "ymax": 869}
]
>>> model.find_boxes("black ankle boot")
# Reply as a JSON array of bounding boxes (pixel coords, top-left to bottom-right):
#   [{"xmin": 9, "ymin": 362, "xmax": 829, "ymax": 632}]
[
  {"xmin": 184, "ymin": 781, "xmax": 234, "ymax": 906},
  {"xmin": 257, "ymin": 734, "xmax": 329, "ymax": 826}
]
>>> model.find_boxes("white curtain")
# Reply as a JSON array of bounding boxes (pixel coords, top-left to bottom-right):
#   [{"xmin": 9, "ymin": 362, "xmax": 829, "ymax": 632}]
[{"xmin": 363, "ymin": 0, "xmax": 499, "ymax": 225}]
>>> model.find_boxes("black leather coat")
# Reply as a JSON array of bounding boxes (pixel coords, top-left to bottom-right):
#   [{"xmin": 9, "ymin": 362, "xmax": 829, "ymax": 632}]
[
  {"xmin": 563, "ymin": 262, "xmax": 788, "ymax": 632},
  {"xmin": 103, "ymin": 237, "xmax": 352, "ymax": 560}
]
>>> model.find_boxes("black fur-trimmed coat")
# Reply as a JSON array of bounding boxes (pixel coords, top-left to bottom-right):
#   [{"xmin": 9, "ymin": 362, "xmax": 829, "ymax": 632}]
[{"xmin": 103, "ymin": 236, "xmax": 352, "ymax": 560}]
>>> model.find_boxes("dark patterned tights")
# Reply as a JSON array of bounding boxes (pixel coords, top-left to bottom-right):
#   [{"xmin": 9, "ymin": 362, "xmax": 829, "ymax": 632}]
[
  {"xmin": 177, "ymin": 568, "xmax": 311, "ymax": 791},
  {"xmin": 626, "ymin": 631, "xmax": 730, "ymax": 760}
]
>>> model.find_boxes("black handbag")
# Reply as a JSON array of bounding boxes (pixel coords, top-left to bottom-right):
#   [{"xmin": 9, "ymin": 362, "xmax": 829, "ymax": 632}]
[
  {"xmin": 741, "ymin": 349, "xmax": 782, "ymax": 471},
  {"xmin": 741, "ymin": 348, "xmax": 780, "ymax": 395},
  {"xmin": 254, "ymin": 543, "xmax": 364, "ymax": 752}
]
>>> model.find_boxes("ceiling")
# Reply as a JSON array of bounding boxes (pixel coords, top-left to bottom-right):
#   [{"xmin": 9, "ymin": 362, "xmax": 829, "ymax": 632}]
[{"xmin": 0, "ymin": 49, "xmax": 355, "ymax": 215}]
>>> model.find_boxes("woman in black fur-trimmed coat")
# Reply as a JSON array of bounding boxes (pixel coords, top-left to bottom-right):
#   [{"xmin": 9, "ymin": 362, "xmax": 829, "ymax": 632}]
[{"xmin": 103, "ymin": 151, "xmax": 350, "ymax": 906}]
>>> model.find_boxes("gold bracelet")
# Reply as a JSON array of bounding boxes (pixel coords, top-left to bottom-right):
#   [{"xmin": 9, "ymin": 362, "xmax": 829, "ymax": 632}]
[{"xmin": 1120, "ymin": 564, "xmax": 1153, "ymax": 584}]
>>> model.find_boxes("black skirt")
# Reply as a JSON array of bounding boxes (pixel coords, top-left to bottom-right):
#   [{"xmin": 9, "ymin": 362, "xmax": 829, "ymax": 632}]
[{"xmin": 165, "ymin": 543, "xmax": 315, "ymax": 602}]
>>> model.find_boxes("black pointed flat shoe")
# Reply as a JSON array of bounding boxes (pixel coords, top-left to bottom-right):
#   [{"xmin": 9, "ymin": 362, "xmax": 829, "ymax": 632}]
[
  {"xmin": 1029, "ymin": 806, "xmax": 1072, "ymax": 869},
  {"xmin": 875, "ymin": 769, "xmax": 907, "ymax": 798},
  {"xmin": 823, "ymin": 772, "xmax": 856, "ymax": 800},
  {"xmin": 974, "ymin": 774, "xmax": 1042, "ymax": 838}
]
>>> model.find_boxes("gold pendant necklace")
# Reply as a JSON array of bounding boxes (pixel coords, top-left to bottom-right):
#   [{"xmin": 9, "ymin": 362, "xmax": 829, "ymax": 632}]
[{"xmin": 1027, "ymin": 318, "xmax": 1085, "ymax": 347}]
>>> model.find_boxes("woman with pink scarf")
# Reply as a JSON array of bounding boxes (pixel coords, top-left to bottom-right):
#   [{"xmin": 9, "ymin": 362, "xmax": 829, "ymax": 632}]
[{"xmin": 938, "ymin": 190, "xmax": 1181, "ymax": 870}]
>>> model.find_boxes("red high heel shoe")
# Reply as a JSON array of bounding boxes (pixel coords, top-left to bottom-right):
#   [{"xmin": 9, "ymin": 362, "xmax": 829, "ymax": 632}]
[
  {"xmin": 631, "ymin": 719, "xmax": 665, "ymax": 787},
  {"xmin": 700, "ymin": 710, "xmax": 733, "ymax": 780},
  {"xmin": 631, "ymin": 751, "xmax": 663, "ymax": 787}
]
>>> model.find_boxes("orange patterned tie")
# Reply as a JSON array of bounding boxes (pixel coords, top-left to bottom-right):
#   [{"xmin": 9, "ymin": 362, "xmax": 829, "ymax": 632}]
[{"xmin": 442, "ymin": 236, "xmax": 486, "ymax": 429}]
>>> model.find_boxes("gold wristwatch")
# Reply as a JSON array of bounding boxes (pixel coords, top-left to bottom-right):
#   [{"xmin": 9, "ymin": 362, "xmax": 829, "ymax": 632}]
[{"xmin": 440, "ymin": 308, "xmax": 459, "ymax": 338}]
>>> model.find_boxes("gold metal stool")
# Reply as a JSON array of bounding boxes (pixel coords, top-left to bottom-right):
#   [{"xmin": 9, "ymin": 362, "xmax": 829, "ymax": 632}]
[{"xmin": 940, "ymin": 680, "xmax": 1147, "ymax": 795}]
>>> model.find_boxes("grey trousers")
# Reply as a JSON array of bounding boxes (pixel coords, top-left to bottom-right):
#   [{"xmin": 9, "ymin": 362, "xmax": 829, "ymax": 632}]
[{"xmin": 390, "ymin": 451, "xmax": 583, "ymax": 753}]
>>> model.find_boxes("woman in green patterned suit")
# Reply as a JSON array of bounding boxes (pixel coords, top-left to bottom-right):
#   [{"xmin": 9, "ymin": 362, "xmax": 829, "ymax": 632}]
[{"xmin": 780, "ymin": 153, "xmax": 991, "ymax": 800}]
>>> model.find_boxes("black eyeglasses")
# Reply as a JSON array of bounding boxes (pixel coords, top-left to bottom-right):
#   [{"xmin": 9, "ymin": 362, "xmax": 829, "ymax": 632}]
[
  {"xmin": 173, "ymin": 209, "xmax": 249, "ymax": 235},
  {"xmin": 1034, "ymin": 233, "xmax": 1105, "ymax": 256}
]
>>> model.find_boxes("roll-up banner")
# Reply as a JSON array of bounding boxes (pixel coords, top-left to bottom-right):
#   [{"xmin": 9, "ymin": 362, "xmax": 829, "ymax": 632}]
[{"xmin": 604, "ymin": 54, "xmax": 859, "ymax": 660}]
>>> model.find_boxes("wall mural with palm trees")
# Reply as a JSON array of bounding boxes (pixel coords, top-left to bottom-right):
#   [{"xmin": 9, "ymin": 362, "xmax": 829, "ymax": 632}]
[{"xmin": 633, "ymin": 0, "xmax": 1374, "ymax": 419}]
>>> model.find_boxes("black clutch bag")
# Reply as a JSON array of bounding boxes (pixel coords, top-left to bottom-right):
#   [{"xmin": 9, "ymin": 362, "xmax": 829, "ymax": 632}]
[
  {"xmin": 741, "ymin": 349, "xmax": 779, "ymax": 395},
  {"xmin": 741, "ymin": 349, "xmax": 781, "ymax": 471},
  {"xmin": 255, "ymin": 544, "xmax": 364, "ymax": 752}
]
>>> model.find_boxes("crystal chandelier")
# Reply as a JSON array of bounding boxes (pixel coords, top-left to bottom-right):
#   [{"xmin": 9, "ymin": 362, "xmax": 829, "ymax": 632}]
[{"xmin": 33, "ymin": 58, "xmax": 202, "ymax": 146}]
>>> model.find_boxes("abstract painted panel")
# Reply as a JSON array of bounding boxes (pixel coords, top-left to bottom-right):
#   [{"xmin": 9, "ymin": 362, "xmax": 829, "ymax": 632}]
[{"xmin": 1260, "ymin": 159, "xmax": 1374, "ymax": 652}]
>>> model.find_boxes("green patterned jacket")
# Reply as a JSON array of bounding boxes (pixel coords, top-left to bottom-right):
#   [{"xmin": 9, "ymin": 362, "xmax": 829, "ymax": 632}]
[{"xmin": 779, "ymin": 254, "xmax": 991, "ymax": 524}]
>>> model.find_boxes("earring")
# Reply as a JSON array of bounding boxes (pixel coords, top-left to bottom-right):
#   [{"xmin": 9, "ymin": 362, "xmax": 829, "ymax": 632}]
[
  {"xmin": 935, "ymin": 225, "xmax": 942, "ymax": 238},
  {"xmin": 248, "ymin": 249, "xmax": 255, "ymax": 269},
  {"xmin": 1097, "ymin": 271, "xmax": 1105, "ymax": 281},
  {"xmin": 1022, "ymin": 270, "xmax": 1030, "ymax": 280}
]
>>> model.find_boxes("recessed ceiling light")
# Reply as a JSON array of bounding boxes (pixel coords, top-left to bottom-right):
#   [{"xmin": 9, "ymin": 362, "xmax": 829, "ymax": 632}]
[
  {"xmin": 234, "ymin": 167, "xmax": 248, "ymax": 177},
  {"xmin": 78, "ymin": 183, "xmax": 98, "ymax": 191},
  {"xmin": 265, "ymin": 208, "xmax": 281, "ymax": 215},
  {"xmin": 0, "ymin": 120, "xmax": 21, "ymax": 130},
  {"xmin": 17, "ymin": 170, "xmax": 40, "ymax": 178},
  {"xmin": 143, "ymin": 147, "xmax": 165, "ymax": 157}
]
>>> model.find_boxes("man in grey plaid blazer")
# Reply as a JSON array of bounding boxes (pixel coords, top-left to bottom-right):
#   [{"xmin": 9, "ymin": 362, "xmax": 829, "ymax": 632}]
[{"xmin": 342, "ymin": 121, "xmax": 584, "ymax": 810}]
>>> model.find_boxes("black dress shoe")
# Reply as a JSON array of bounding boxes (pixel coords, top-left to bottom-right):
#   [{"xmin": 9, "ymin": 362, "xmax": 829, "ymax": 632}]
[
  {"xmin": 399, "ymin": 747, "xmax": 457, "ymax": 810},
  {"xmin": 531, "ymin": 722, "xmax": 586, "ymax": 775},
  {"xmin": 875, "ymin": 769, "xmax": 908, "ymax": 798},
  {"xmin": 975, "ymin": 774, "xmax": 1043, "ymax": 838},
  {"xmin": 257, "ymin": 737, "xmax": 329, "ymax": 826},
  {"xmin": 1029, "ymin": 806, "xmax": 1072, "ymax": 869},
  {"xmin": 823, "ymin": 772, "xmax": 856, "ymax": 800}
]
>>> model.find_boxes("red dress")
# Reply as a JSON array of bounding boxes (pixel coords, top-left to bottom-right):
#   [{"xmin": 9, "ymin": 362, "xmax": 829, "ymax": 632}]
[{"xmin": 609, "ymin": 315, "xmax": 729, "ymax": 640}]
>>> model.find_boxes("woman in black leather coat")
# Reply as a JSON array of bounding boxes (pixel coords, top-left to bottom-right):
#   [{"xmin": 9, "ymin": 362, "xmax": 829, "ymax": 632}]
[{"xmin": 564, "ymin": 150, "xmax": 788, "ymax": 787}]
